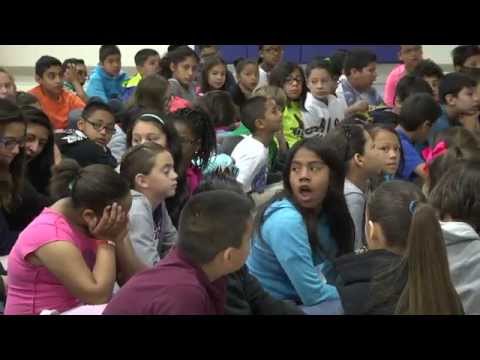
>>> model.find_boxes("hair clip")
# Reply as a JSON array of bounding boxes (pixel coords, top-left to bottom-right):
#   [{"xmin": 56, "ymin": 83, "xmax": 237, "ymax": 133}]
[
  {"xmin": 408, "ymin": 200, "xmax": 418, "ymax": 215},
  {"xmin": 140, "ymin": 113, "xmax": 164, "ymax": 125}
]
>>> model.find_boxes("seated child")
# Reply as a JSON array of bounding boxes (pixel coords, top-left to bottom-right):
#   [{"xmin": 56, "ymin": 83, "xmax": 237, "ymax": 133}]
[
  {"xmin": 120, "ymin": 143, "xmax": 178, "ymax": 266},
  {"xmin": 166, "ymin": 108, "xmax": 216, "ymax": 226},
  {"xmin": 29, "ymin": 56, "xmax": 85, "ymax": 130},
  {"xmin": 269, "ymin": 62, "xmax": 307, "ymax": 147},
  {"xmin": 303, "ymin": 58, "xmax": 346, "ymax": 138},
  {"xmin": 395, "ymin": 93, "xmax": 441, "ymax": 182},
  {"xmin": 323, "ymin": 123, "xmax": 384, "ymax": 249},
  {"xmin": 55, "ymin": 100, "xmax": 117, "ymax": 167},
  {"xmin": 247, "ymin": 138, "xmax": 355, "ymax": 308},
  {"xmin": 62, "ymin": 58, "xmax": 89, "ymax": 102},
  {"xmin": 0, "ymin": 67, "xmax": 17, "ymax": 101},
  {"xmin": 452, "ymin": 45, "xmax": 480, "ymax": 72},
  {"xmin": 162, "ymin": 46, "xmax": 199, "ymax": 105},
  {"xmin": 335, "ymin": 180, "xmax": 463, "ymax": 315},
  {"xmin": 383, "ymin": 45, "xmax": 423, "ymax": 107},
  {"xmin": 86, "ymin": 45, "xmax": 128, "ymax": 103},
  {"xmin": 430, "ymin": 72, "xmax": 478, "ymax": 144},
  {"xmin": 122, "ymin": 48, "xmax": 161, "ymax": 102},
  {"xmin": 194, "ymin": 174, "xmax": 304, "ymax": 315},
  {"xmin": 411, "ymin": 59, "xmax": 445, "ymax": 102},
  {"xmin": 336, "ymin": 49, "xmax": 384, "ymax": 118},
  {"xmin": 4, "ymin": 159, "xmax": 145, "ymax": 315},
  {"xmin": 229, "ymin": 58, "xmax": 259, "ymax": 109},
  {"xmin": 231, "ymin": 96, "xmax": 282, "ymax": 194},
  {"xmin": 103, "ymin": 189, "xmax": 254, "ymax": 315},
  {"xmin": 430, "ymin": 161, "xmax": 480, "ymax": 314}
]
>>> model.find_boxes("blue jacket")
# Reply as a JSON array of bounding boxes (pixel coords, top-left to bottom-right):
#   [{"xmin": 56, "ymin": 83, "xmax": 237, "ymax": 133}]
[
  {"xmin": 86, "ymin": 66, "xmax": 128, "ymax": 103},
  {"xmin": 246, "ymin": 198, "xmax": 339, "ymax": 306}
]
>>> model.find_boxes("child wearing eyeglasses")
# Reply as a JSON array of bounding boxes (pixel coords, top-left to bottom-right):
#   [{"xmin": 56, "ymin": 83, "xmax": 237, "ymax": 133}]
[
  {"xmin": 268, "ymin": 62, "xmax": 308, "ymax": 148},
  {"xmin": 55, "ymin": 100, "xmax": 118, "ymax": 168}
]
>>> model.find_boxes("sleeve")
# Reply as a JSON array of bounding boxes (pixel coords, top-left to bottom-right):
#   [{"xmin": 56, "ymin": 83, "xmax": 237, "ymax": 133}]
[
  {"xmin": 86, "ymin": 76, "xmax": 108, "ymax": 103},
  {"xmin": 232, "ymin": 142, "xmax": 265, "ymax": 192},
  {"xmin": 400, "ymin": 141, "xmax": 424, "ymax": 180},
  {"xmin": 128, "ymin": 202, "xmax": 160, "ymax": 267},
  {"xmin": 264, "ymin": 211, "xmax": 340, "ymax": 306},
  {"xmin": 17, "ymin": 222, "xmax": 72, "ymax": 260},
  {"xmin": 344, "ymin": 191, "xmax": 366, "ymax": 249},
  {"xmin": 242, "ymin": 267, "xmax": 305, "ymax": 315},
  {"xmin": 151, "ymin": 286, "xmax": 208, "ymax": 315},
  {"xmin": 302, "ymin": 108, "xmax": 319, "ymax": 138},
  {"xmin": 383, "ymin": 71, "xmax": 397, "ymax": 107},
  {"xmin": 107, "ymin": 125, "xmax": 127, "ymax": 164},
  {"xmin": 159, "ymin": 204, "xmax": 178, "ymax": 258},
  {"xmin": 68, "ymin": 93, "xmax": 86, "ymax": 110}
]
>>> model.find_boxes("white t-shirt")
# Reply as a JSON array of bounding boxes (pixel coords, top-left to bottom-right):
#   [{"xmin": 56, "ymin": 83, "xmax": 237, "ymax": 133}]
[
  {"xmin": 231, "ymin": 135, "xmax": 269, "ymax": 193},
  {"xmin": 302, "ymin": 93, "xmax": 347, "ymax": 138},
  {"xmin": 256, "ymin": 67, "xmax": 269, "ymax": 89}
]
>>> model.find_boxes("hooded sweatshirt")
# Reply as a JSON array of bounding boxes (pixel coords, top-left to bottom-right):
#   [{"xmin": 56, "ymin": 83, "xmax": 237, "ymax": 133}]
[
  {"xmin": 441, "ymin": 221, "xmax": 480, "ymax": 314},
  {"xmin": 86, "ymin": 65, "xmax": 128, "ymax": 103},
  {"xmin": 246, "ymin": 198, "xmax": 339, "ymax": 306},
  {"xmin": 128, "ymin": 190, "xmax": 178, "ymax": 267}
]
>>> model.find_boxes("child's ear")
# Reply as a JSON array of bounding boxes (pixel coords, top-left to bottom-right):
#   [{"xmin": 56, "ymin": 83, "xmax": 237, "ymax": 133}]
[
  {"xmin": 254, "ymin": 118, "xmax": 265, "ymax": 130},
  {"xmin": 223, "ymin": 247, "xmax": 234, "ymax": 264},
  {"xmin": 81, "ymin": 208, "xmax": 98, "ymax": 230},
  {"xmin": 134, "ymin": 173, "xmax": 149, "ymax": 190},
  {"xmin": 169, "ymin": 62, "xmax": 177, "ymax": 74},
  {"xmin": 35, "ymin": 74, "xmax": 41, "ymax": 84},
  {"xmin": 445, "ymin": 94, "xmax": 455, "ymax": 106},
  {"xmin": 77, "ymin": 118, "xmax": 86, "ymax": 131},
  {"xmin": 353, "ymin": 153, "xmax": 364, "ymax": 167}
]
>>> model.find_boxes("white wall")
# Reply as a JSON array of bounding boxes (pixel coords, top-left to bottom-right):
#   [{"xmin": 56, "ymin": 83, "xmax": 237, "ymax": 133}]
[
  {"xmin": 0, "ymin": 45, "xmax": 172, "ymax": 67},
  {"xmin": 422, "ymin": 45, "xmax": 458, "ymax": 65}
]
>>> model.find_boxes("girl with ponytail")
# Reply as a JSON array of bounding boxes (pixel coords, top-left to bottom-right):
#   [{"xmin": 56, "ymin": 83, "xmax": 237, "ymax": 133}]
[
  {"xmin": 5, "ymin": 159, "xmax": 145, "ymax": 315},
  {"xmin": 335, "ymin": 180, "xmax": 463, "ymax": 315}
]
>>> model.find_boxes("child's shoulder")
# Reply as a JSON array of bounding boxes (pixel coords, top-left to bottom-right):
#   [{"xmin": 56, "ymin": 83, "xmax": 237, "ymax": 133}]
[{"xmin": 265, "ymin": 198, "xmax": 302, "ymax": 223}]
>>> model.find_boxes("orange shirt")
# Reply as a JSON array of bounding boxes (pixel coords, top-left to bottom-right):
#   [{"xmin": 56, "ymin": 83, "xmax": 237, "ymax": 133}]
[{"xmin": 29, "ymin": 86, "xmax": 85, "ymax": 130}]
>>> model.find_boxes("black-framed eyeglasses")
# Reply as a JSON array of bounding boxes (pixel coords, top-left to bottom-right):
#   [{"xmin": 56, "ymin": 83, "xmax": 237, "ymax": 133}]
[
  {"xmin": 85, "ymin": 120, "xmax": 116, "ymax": 134},
  {"xmin": 0, "ymin": 136, "xmax": 26, "ymax": 151}
]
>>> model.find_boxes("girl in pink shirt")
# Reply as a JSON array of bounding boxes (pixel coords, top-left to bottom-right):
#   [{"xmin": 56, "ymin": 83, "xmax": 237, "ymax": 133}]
[
  {"xmin": 384, "ymin": 45, "xmax": 423, "ymax": 107},
  {"xmin": 5, "ymin": 159, "xmax": 145, "ymax": 315}
]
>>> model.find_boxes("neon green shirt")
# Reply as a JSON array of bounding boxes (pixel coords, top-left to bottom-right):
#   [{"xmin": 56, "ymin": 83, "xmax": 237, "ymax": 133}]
[{"xmin": 282, "ymin": 101, "xmax": 303, "ymax": 147}]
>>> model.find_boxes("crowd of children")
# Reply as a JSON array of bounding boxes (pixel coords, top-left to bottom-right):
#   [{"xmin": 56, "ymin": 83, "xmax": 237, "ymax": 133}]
[{"xmin": 1, "ymin": 44, "xmax": 480, "ymax": 315}]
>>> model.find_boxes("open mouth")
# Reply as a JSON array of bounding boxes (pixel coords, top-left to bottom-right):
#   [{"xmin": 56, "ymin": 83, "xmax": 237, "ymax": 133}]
[{"xmin": 297, "ymin": 185, "xmax": 313, "ymax": 201}]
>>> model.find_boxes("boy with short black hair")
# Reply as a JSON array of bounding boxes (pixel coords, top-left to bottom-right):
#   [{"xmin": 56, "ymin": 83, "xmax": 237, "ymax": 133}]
[
  {"xmin": 430, "ymin": 72, "xmax": 479, "ymax": 144},
  {"xmin": 29, "ymin": 55, "xmax": 85, "ymax": 130},
  {"xmin": 62, "ymin": 58, "xmax": 89, "ymax": 102},
  {"xmin": 122, "ymin": 48, "xmax": 161, "ymax": 101},
  {"xmin": 86, "ymin": 45, "xmax": 128, "ymax": 103},
  {"xmin": 103, "ymin": 190, "xmax": 254, "ymax": 315},
  {"xmin": 336, "ymin": 49, "xmax": 384, "ymax": 115},
  {"xmin": 452, "ymin": 45, "xmax": 480, "ymax": 71},
  {"xmin": 395, "ymin": 93, "xmax": 441, "ymax": 182},
  {"xmin": 411, "ymin": 59, "xmax": 445, "ymax": 102},
  {"xmin": 231, "ymin": 96, "xmax": 283, "ymax": 194},
  {"xmin": 55, "ymin": 99, "xmax": 117, "ymax": 167}
]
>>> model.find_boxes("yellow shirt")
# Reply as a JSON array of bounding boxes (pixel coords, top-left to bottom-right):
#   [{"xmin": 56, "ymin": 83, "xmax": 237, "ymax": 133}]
[{"xmin": 283, "ymin": 101, "xmax": 303, "ymax": 147}]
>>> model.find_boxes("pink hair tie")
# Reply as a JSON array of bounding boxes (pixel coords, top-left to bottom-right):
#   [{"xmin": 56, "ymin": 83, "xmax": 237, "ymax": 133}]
[
  {"xmin": 421, "ymin": 140, "xmax": 448, "ymax": 172},
  {"xmin": 422, "ymin": 141, "xmax": 448, "ymax": 164}
]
